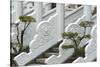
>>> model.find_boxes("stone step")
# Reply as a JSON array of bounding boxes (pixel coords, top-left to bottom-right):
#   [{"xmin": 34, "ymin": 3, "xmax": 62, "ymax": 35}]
[
  {"xmin": 35, "ymin": 58, "xmax": 46, "ymax": 64},
  {"xmin": 28, "ymin": 64, "xmax": 44, "ymax": 66},
  {"xmin": 64, "ymin": 57, "xmax": 78, "ymax": 63},
  {"xmin": 50, "ymin": 47, "xmax": 59, "ymax": 52},
  {"xmin": 44, "ymin": 52, "xmax": 58, "ymax": 58},
  {"xmin": 27, "ymin": 40, "xmax": 62, "ymax": 65}
]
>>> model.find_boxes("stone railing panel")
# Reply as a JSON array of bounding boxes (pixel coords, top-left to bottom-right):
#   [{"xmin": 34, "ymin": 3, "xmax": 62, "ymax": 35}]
[
  {"xmin": 84, "ymin": 25, "xmax": 97, "ymax": 62},
  {"xmin": 45, "ymin": 39, "xmax": 74, "ymax": 64},
  {"xmin": 14, "ymin": 14, "xmax": 60, "ymax": 65},
  {"xmin": 45, "ymin": 15, "xmax": 85, "ymax": 64},
  {"xmin": 64, "ymin": 6, "xmax": 84, "ymax": 27},
  {"xmin": 73, "ymin": 25, "xmax": 97, "ymax": 63}
]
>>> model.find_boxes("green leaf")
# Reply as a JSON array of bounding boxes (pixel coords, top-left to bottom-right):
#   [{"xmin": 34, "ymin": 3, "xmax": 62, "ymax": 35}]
[
  {"xmin": 73, "ymin": 47, "xmax": 85, "ymax": 57},
  {"xmin": 62, "ymin": 45, "xmax": 74, "ymax": 49},
  {"xmin": 84, "ymin": 34, "xmax": 91, "ymax": 39},
  {"xmin": 22, "ymin": 46, "xmax": 29, "ymax": 53},
  {"xmin": 62, "ymin": 32, "xmax": 67, "ymax": 38},
  {"xmin": 79, "ymin": 21, "xmax": 94, "ymax": 28},
  {"xmin": 19, "ymin": 16, "xmax": 36, "ymax": 23},
  {"xmin": 62, "ymin": 32, "xmax": 78, "ymax": 39},
  {"xmin": 77, "ymin": 36, "xmax": 82, "ymax": 40}
]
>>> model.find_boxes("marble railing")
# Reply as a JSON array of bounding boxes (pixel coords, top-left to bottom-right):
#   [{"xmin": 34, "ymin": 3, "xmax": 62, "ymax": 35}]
[
  {"xmin": 64, "ymin": 6, "xmax": 84, "ymax": 27},
  {"xmin": 24, "ymin": 4, "xmax": 82, "ymax": 21},
  {"xmin": 11, "ymin": 6, "xmax": 83, "ymax": 46},
  {"xmin": 11, "ymin": 11, "xmax": 37, "ymax": 46},
  {"xmin": 73, "ymin": 25, "xmax": 97, "ymax": 63},
  {"xmin": 45, "ymin": 15, "xmax": 97, "ymax": 64},
  {"xmin": 14, "ymin": 14, "xmax": 59, "ymax": 65},
  {"xmin": 91, "ymin": 14, "xmax": 97, "ymax": 23},
  {"xmin": 43, "ymin": 6, "xmax": 77, "ymax": 20},
  {"xmin": 45, "ymin": 15, "xmax": 85, "ymax": 64},
  {"xmin": 12, "ymin": 4, "xmax": 96, "ymax": 65}
]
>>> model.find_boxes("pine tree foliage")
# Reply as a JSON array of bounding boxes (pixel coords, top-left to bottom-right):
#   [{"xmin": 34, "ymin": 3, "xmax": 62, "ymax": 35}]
[{"xmin": 62, "ymin": 21, "xmax": 94, "ymax": 57}]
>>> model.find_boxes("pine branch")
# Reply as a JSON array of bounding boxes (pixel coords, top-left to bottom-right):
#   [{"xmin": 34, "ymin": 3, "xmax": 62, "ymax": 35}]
[{"xmin": 16, "ymin": 24, "xmax": 20, "ymax": 44}]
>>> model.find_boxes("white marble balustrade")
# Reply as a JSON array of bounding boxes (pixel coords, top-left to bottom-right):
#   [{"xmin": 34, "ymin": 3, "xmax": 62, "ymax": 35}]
[
  {"xmin": 11, "ymin": 1, "xmax": 97, "ymax": 65},
  {"xmin": 73, "ymin": 25, "xmax": 97, "ymax": 63}
]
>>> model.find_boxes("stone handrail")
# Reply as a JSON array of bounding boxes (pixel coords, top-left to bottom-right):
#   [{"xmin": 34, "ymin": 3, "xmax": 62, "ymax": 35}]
[
  {"xmin": 91, "ymin": 14, "xmax": 97, "ymax": 23},
  {"xmin": 45, "ymin": 15, "xmax": 96, "ymax": 64},
  {"xmin": 45, "ymin": 15, "xmax": 85, "ymax": 64},
  {"xmin": 23, "ymin": 1, "xmax": 34, "ymax": 5},
  {"xmin": 14, "ymin": 14, "xmax": 60, "ymax": 65},
  {"xmin": 11, "ymin": 5, "xmax": 83, "ymax": 46},
  {"xmin": 24, "ymin": 7, "xmax": 35, "ymax": 15},
  {"xmin": 45, "ymin": 14, "xmax": 97, "ymax": 64},
  {"xmin": 13, "ymin": 6, "xmax": 86, "ymax": 65},
  {"xmin": 43, "ymin": 8, "xmax": 56, "ymax": 20},
  {"xmin": 65, "ymin": 6, "xmax": 83, "ymax": 18},
  {"xmin": 43, "ymin": 6, "xmax": 83, "ymax": 21},
  {"xmin": 45, "ymin": 39, "xmax": 74, "ymax": 64},
  {"xmin": 64, "ymin": 6, "xmax": 84, "ymax": 27},
  {"xmin": 11, "ymin": 11, "xmax": 37, "ymax": 46},
  {"xmin": 12, "ymin": 5, "xmax": 83, "ymax": 24},
  {"xmin": 73, "ymin": 25, "xmax": 97, "ymax": 63}
]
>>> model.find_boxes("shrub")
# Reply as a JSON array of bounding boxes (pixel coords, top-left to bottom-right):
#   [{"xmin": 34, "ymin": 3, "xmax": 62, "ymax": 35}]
[
  {"xmin": 62, "ymin": 45, "xmax": 74, "ymax": 49},
  {"xmin": 61, "ymin": 21, "xmax": 94, "ymax": 57}
]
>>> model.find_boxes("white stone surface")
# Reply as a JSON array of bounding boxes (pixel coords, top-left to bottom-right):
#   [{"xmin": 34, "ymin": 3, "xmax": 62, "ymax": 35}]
[
  {"xmin": 14, "ymin": 14, "xmax": 60, "ymax": 65},
  {"xmin": 45, "ymin": 14, "xmax": 96, "ymax": 64},
  {"xmin": 83, "ymin": 5, "xmax": 92, "ymax": 21},
  {"xmin": 11, "ymin": 4, "xmax": 85, "ymax": 46},
  {"xmin": 45, "ymin": 15, "xmax": 86, "ymax": 64},
  {"xmin": 11, "ymin": 1, "xmax": 97, "ymax": 65},
  {"xmin": 44, "ymin": 3, "xmax": 51, "ymax": 12},
  {"xmin": 64, "ymin": 6, "xmax": 84, "ymax": 27},
  {"xmin": 85, "ymin": 25, "xmax": 97, "ymax": 62},
  {"xmin": 65, "ymin": 15, "xmax": 85, "ymax": 36},
  {"xmin": 34, "ymin": 2, "xmax": 43, "ymax": 23},
  {"xmin": 73, "ymin": 25, "xmax": 97, "ymax": 63},
  {"xmin": 45, "ymin": 39, "xmax": 74, "ymax": 64},
  {"xmin": 73, "ymin": 57, "xmax": 85, "ymax": 63},
  {"xmin": 14, "ymin": 0, "xmax": 23, "ymax": 21},
  {"xmin": 23, "ymin": 2, "xmax": 34, "ymax": 14},
  {"xmin": 57, "ymin": 3, "xmax": 65, "ymax": 40}
]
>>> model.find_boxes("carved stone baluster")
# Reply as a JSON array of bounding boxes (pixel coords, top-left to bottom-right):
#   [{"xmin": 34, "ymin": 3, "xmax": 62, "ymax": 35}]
[
  {"xmin": 84, "ymin": 5, "xmax": 92, "ymax": 21},
  {"xmin": 56, "ymin": 3, "xmax": 65, "ymax": 40},
  {"xmin": 14, "ymin": 0, "xmax": 23, "ymax": 21},
  {"xmin": 34, "ymin": 2, "xmax": 43, "ymax": 23},
  {"xmin": 84, "ymin": 5, "xmax": 92, "ymax": 35},
  {"xmin": 44, "ymin": 3, "xmax": 51, "ymax": 12}
]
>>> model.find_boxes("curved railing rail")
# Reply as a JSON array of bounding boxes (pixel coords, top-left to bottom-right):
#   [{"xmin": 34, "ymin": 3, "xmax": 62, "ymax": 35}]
[
  {"xmin": 12, "ymin": 4, "xmax": 97, "ymax": 65},
  {"xmin": 45, "ymin": 14, "xmax": 97, "ymax": 64},
  {"xmin": 45, "ymin": 15, "xmax": 85, "ymax": 64},
  {"xmin": 11, "ymin": 5, "xmax": 83, "ymax": 46},
  {"xmin": 64, "ymin": 6, "xmax": 84, "ymax": 27},
  {"xmin": 73, "ymin": 25, "xmax": 96, "ymax": 63},
  {"xmin": 14, "ymin": 14, "xmax": 59, "ymax": 65}
]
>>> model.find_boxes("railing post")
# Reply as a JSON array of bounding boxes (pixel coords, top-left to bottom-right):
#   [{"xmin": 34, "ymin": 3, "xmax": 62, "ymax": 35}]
[
  {"xmin": 14, "ymin": 0, "xmax": 23, "ymax": 21},
  {"xmin": 34, "ymin": 2, "xmax": 43, "ymax": 23},
  {"xmin": 44, "ymin": 3, "xmax": 51, "ymax": 12},
  {"xmin": 56, "ymin": 3, "xmax": 65, "ymax": 40},
  {"xmin": 84, "ymin": 5, "xmax": 92, "ymax": 21},
  {"xmin": 84, "ymin": 5, "xmax": 92, "ymax": 35}
]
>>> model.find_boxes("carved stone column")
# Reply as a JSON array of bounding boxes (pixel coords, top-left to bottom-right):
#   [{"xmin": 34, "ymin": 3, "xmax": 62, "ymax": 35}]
[
  {"xmin": 14, "ymin": 0, "xmax": 23, "ymax": 21},
  {"xmin": 56, "ymin": 3, "xmax": 65, "ymax": 40},
  {"xmin": 84, "ymin": 5, "xmax": 92, "ymax": 21},
  {"xmin": 84, "ymin": 5, "xmax": 92, "ymax": 35},
  {"xmin": 44, "ymin": 3, "xmax": 51, "ymax": 12},
  {"xmin": 34, "ymin": 2, "xmax": 43, "ymax": 23}
]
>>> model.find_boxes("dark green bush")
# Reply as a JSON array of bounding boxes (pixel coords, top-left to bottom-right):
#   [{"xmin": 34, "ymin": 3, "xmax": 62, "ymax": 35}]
[
  {"xmin": 19, "ymin": 16, "xmax": 36, "ymax": 23},
  {"xmin": 61, "ymin": 21, "xmax": 94, "ymax": 57},
  {"xmin": 62, "ymin": 45, "xmax": 74, "ymax": 49}
]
